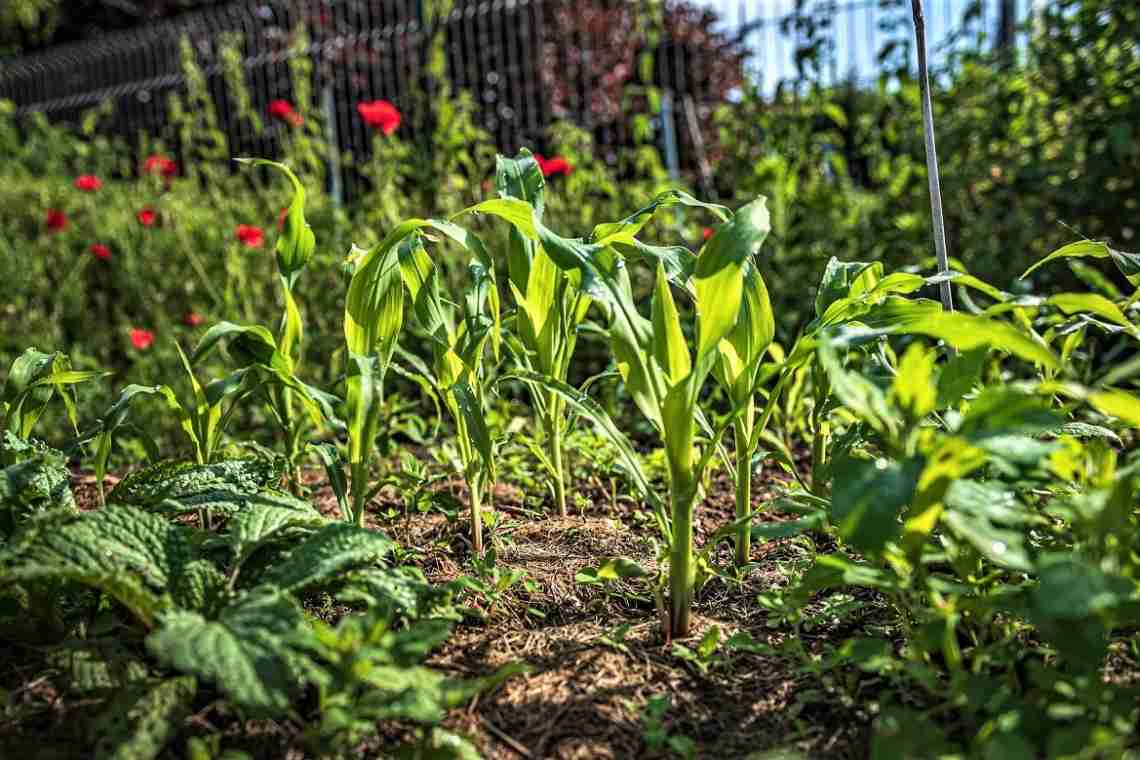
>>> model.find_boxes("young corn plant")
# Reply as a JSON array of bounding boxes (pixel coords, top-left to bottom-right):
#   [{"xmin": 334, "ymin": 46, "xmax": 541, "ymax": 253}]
[
  {"xmin": 340, "ymin": 213, "xmax": 499, "ymax": 541},
  {"xmin": 393, "ymin": 232, "xmax": 499, "ymax": 554},
  {"xmin": 494, "ymin": 150, "xmax": 591, "ymax": 516},
  {"xmin": 709, "ymin": 232, "xmax": 776, "ymax": 567},
  {"xmin": 2, "ymin": 348, "xmax": 107, "ymax": 463},
  {"xmin": 190, "ymin": 159, "xmax": 322, "ymax": 491},
  {"xmin": 520, "ymin": 197, "xmax": 771, "ymax": 639}
]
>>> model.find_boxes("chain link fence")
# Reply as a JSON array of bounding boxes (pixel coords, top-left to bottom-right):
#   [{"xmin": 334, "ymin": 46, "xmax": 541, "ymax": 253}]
[{"xmin": 0, "ymin": 0, "xmax": 1035, "ymax": 187}]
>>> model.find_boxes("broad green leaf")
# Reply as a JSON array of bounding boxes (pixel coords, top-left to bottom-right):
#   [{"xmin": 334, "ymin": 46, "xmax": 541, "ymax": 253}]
[
  {"xmin": 936, "ymin": 346, "xmax": 987, "ymax": 408},
  {"xmin": 3, "ymin": 505, "xmax": 198, "ymax": 626},
  {"xmin": 345, "ymin": 352, "xmax": 380, "ymax": 466},
  {"xmin": 890, "ymin": 343, "xmax": 937, "ymax": 420},
  {"xmin": 345, "ymin": 243, "xmax": 405, "ymax": 359},
  {"xmin": 92, "ymin": 676, "xmax": 197, "ymax": 760},
  {"xmin": 228, "ymin": 498, "xmax": 325, "ymax": 565},
  {"xmin": 457, "ymin": 198, "xmax": 537, "ymax": 240},
  {"xmin": 830, "ymin": 457, "xmax": 920, "ymax": 556},
  {"xmin": 111, "ymin": 458, "xmax": 281, "ymax": 508},
  {"xmin": 259, "ymin": 522, "xmax": 395, "ymax": 593},
  {"xmin": 957, "ymin": 387, "xmax": 1064, "ymax": 440},
  {"xmin": 1088, "ymin": 389, "xmax": 1140, "ymax": 429},
  {"xmin": 146, "ymin": 592, "xmax": 307, "ymax": 715}
]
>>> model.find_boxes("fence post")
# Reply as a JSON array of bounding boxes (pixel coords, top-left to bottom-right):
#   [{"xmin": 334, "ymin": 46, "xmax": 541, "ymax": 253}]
[
  {"xmin": 321, "ymin": 84, "xmax": 342, "ymax": 209},
  {"xmin": 660, "ymin": 88, "xmax": 680, "ymax": 180}
]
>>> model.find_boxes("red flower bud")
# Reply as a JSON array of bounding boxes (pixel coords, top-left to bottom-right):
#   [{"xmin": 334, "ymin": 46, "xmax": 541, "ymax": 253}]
[
  {"xmin": 75, "ymin": 175, "xmax": 103, "ymax": 192},
  {"xmin": 356, "ymin": 100, "xmax": 402, "ymax": 136},
  {"xmin": 235, "ymin": 224, "xmax": 265, "ymax": 248},
  {"xmin": 130, "ymin": 328, "xmax": 155, "ymax": 350}
]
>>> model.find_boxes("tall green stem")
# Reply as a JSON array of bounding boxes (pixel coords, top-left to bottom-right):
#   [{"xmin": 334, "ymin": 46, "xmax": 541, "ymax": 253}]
[
  {"xmin": 546, "ymin": 396, "xmax": 567, "ymax": 517},
  {"xmin": 733, "ymin": 416, "xmax": 753, "ymax": 567},
  {"xmin": 669, "ymin": 476, "xmax": 697, "ymax": 639},
  {"xmin": 350, "ymin": 459, "xmax": 368, "ymax": 527},
  {"xmin": 469, "ymin": 472, "xmax": 484, "ymax": 556}
]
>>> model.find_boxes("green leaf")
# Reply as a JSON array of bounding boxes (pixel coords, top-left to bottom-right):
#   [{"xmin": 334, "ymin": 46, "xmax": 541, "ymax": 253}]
[
  {"xmin": 451, "ymin": 381, "xmax": 494, "ymax": 477},
  {"xmin": 650, "ymin": 262, "xmax": 691, "ymax": 386},
  {"xmin": 1021, "ymin": 240, "xmax": 1114, "ymax": 280},
  {"xmin": 259, "ymin": 522, "xmax": 395, "ymax": 593},
  {"xmin": 193, "ymin": 322, "xmax": 285, "ymax": 372},
  {"xmin": 110, "ymin": 458, "xmax": 281, "ymax": 508},
  {"xmin": 575, "ymin": 557, "xmax": 649, "ymax": 585},
  {"xmin": 936, "ymin": 346, "xmax": 987, "ymax": 408},
  {"xmin": 228, "ymin": 498, "xmax": 325, "ymax": 565},
  {"xmin": 1047, "ymin": 293, "xmax": 1134, "ymax": 332},
  {"xmin": 694, "ymin": 197, "xmax": 770, "ymax": 361},
  {"xmin": 814, "ymin": 259, "xmax": 882, "ymax": 319},
  {"xmin": 890, "ymin": 343, "xmax": 937, "ymax": 420},
  {"xmin": 309, "ymin": 441, "xmax": 349, "ymax": 521},
  {"xmin": 830, "ymin": 457, "xmax": 920, "ymax": 556},
  {"xmin": 345, "ymin": 352, "xmax": 382, "ymax": 467},
  {"xmin": 897, "ymin": 313, "xmax": 1058, "ymax": 369},
  {"xmin": 0, "ymin": 441, "xmax": 74, "ymax": 535},
  {"xmin": 942, "ymin": 480, "xmax": 1032, "ymax": 571},
  {"xmin": 92, "ymin": 676, "xmax": 197, "ymax": 760},
  {"xmin": 345, "ymin": 243, "xmax": 405, "ymax": 360},
  {"xmin": 591, "ymin": 189, "xmax": 730, "ymax": 244},
  {"xmin": 1088, "ymin": 389, "xmax": 1140, "ymax": 429},
  {"xmin": 3, "ymin": 505, "xmax": 198, "ymax": 626},
  {"xmin": 146, "ymin": 592, "xmax": 307, "ymax": 715},
  {"xmin": 957, "ymin": 387, "xmax": 1063, "ymax": 440}
]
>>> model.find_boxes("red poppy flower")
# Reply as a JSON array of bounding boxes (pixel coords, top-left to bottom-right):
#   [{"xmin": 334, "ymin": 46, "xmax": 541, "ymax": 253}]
[
  {"xmin": 143, "ymin": 154, "xmax": 178, "ymax": 178},
  {"xmin": 183, "ymin": 312, "xmax": 204, "ymax": 327},
  {"xmin": 90, "ymin": 243, "xmax": 112, "ymax": 260},
  {"xmin": 277, "ymin": 207, "xmax": 288, "ymax": 231},
  {"xmin": 268, "ymin": 99, "xmax": 303, "ymax": 127},
  {"xmin": 75, "ymin": 174, "xmax": 103, "ymax": 192},
  {"xmin": 534, "ymin": 154, "xmax": 573, "ymax": 178},
  {"xmin": 130, "ymin": 328, "xmax": 155, "ymax": 350},
  {"xmin": 702, "ymin": 227, "xmax": 714, "ymax": 241},
  {"xmin": 356, "ymin": 100, "xmax": 401, "ymax": 136},
  {"xmin": 137, "ymin": 207, "xmax": 157, "ymax": 227},
  {"xmin": 45, "ymin": 208, "xmax": 69, "ymax": 232},
  {"xmin": 235, "ymin": 224, "xmax": 264, "ymax": 248}
]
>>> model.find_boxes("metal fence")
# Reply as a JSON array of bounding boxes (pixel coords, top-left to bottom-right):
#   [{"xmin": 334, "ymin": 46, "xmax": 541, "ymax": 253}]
[{"xmin": 0, "ymin": 0, "xmax": 1035, "ymax": 185}]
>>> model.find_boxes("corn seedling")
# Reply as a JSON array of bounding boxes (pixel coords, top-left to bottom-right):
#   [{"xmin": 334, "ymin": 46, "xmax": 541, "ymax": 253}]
[{"xmin": 494, "ymin": 149, "xmax": 591, "ymax": 516}]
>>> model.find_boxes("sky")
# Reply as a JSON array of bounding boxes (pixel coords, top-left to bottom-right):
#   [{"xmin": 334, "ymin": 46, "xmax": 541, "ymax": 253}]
[{"xmin": 690, "ymin": 0, "xmax": 1034, "ymax": 92}]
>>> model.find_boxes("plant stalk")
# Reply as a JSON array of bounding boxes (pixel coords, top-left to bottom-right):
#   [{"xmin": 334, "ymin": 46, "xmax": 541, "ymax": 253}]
[
  {"xmin": 733, "ymin": 416, "xmax": 753, "ymax": 568},
  {"xmin": 350, "ymin": 459, "xmax": 368, "ymax": 527},
  {"xmin": 546, "ymin": 399, "xmax": 567, "ymax": 517},
  {"xmin": 669, "ymin": 477, "xmax": 697, "ymax": 639},
  {"xmin": 911, "ymin": 0, "xmax": 955, "ymax": 313},
  {"xmin": 470, "ymin": 473, "xmax": 484, "ymax": 556}
]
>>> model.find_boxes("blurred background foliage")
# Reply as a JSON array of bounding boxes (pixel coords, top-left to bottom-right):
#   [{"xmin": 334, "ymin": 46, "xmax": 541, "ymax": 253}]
[{"xmin": 0, "ymin": 0, "xmax": 1136, "ymax": 444}]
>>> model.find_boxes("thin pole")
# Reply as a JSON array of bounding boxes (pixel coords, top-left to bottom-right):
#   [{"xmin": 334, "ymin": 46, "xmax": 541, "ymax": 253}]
[{"xmin": 910, "ymin": 0, "xmax": 954, "ymax": 312}]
